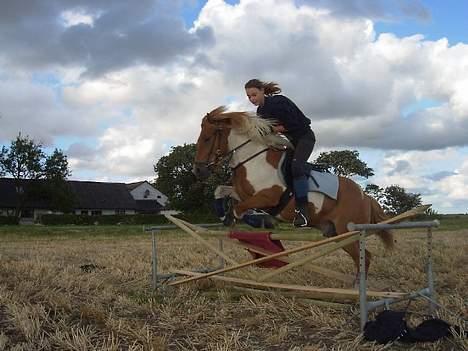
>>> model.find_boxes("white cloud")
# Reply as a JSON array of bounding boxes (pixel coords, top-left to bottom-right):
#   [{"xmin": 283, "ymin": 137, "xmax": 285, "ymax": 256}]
[
  {"xmin": 369, "ymin": 149, "xmax": 468, "ymax": 212},
  {"xmin": 438, "ymin": 159, "xmax": 468, "ymax": 200},
  {"xmin": 60, "ymin": 9, "xmax": 97, "ymax": 27},
  {"xmin": 1, "ymin": 0, "xmax": 467, "ymax": 212}
]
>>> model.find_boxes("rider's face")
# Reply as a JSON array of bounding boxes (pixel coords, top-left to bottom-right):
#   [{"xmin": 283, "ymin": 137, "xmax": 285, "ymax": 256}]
[{"xmin": 245, "ymin": 87, "xmax": 265, "ymax": 107}]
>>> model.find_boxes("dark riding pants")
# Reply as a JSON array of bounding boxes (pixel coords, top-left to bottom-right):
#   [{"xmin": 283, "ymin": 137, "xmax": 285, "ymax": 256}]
[{"xmin": 291, "ymin": 130, "xmax": 315, "ymax": 204}]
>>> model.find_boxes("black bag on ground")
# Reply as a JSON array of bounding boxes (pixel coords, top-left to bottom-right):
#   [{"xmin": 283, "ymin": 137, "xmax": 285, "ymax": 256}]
[
  {"xmin": 364, "ymin": 310, "xmax": 462, "ymax": 344},
  {"xmin": 363, "ymin": 310, "xmax": 409, "ymax": 344}
]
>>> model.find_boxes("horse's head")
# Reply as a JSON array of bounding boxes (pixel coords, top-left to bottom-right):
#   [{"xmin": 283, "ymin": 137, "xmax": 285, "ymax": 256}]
[
  {"xmin": 193, "ymin": 106, "xmax": 233, "ymax": 180},
  {"xmin": 193, "ymin": 106, "xmax": 293, "ymax": 180}
]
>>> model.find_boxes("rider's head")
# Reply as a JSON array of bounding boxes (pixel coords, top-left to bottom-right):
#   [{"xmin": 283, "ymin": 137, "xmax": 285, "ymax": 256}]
[{"xmin": 245, "ymin": 79, "xmax": 281, "ymax": 107}]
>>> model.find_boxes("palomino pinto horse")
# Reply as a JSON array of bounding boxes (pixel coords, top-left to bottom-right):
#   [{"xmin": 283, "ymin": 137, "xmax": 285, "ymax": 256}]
[{"xmin": 193, "ymin": 106, "xmax": 394, "ymax": 281}]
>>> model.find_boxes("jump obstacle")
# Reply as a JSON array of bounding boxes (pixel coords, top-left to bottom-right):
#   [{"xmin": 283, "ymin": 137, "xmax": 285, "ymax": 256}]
[{"xmin": 147, "ymin": 205, "xmax": 440, "ymax": 331}]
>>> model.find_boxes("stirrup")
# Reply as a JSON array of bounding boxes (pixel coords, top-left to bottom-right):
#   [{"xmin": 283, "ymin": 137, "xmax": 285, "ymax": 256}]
[{"xmin": 293, "ymin": 209, "xmax": 309, "ymax": 228}]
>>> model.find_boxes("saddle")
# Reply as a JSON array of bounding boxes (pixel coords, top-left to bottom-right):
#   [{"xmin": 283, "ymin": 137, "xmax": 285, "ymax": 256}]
[
  {"xmin": 266, "ymin": 150, "xmax": 333, "ymax": 217},
  {"xmin": 280, "ymin": 149, "xmax": 331, "ymax": 190}
]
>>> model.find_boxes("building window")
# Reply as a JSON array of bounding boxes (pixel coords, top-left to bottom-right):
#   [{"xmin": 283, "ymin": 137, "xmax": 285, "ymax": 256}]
[
  {"xmin": 91, "ymin": 210, "xmax": 102, "ymax": 216},
  {"xmin": 116, "ymin": 209, "xmax": 125, "ymax": 215},
  {"xmin": 144, "ymin": 189, "xmax": 150, "ymax": 198},
  {"xmin": 81, "ymin": 210, "xmax": 88, "ymax": 215}
]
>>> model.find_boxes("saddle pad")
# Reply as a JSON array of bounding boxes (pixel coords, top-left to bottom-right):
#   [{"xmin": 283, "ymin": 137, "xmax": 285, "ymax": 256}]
[
  {"xmin": 277, "ymin": 153, "xmax": 339, "ymax": 200},
  {"xmin": 308, "ymin": 170, "xmax": 339, "ymax": 200}
]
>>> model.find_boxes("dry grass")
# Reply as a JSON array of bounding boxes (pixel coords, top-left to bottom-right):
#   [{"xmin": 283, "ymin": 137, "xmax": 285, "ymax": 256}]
[{"xmin": 0, "ymin": 226, "xmax": 466, "ymax": 350}]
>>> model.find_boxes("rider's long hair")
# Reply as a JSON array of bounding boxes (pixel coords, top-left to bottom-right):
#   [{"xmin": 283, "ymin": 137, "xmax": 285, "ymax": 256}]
[{"xmin": 244, "ymin": 79, "xmax": 281, "ymax": 96}]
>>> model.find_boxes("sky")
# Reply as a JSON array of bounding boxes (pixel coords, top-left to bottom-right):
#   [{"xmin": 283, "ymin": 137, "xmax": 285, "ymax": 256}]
[{"xmin": 0, "ymin": 0, "xmax": 467, "ymax": 214}]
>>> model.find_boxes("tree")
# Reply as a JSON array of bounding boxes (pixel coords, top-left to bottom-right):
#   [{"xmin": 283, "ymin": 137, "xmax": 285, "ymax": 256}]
[
  {"xmin": 154, "ymin": 143, "xmax": 230, "ymax": 213},
  {"xmin": 44, "ymin": 149, "xmax": 72, "ymax": 180},
  {"xmin": 0, "ymin": 134, "xmax": 73, "ymax": 217},
  {"xmin": 1, "ymin": 133, "xmax": 44, "ymax": 181},
  {"xmin": 364, "ymin": 183, "xmax": 422, "ymax": 215},
  {"xmin": 382, "ymin": 185, "xmax": 422, "ymax": 216},
  {"xmin": 364, "ymin": 183, "xmax": 384, "ymax": 202},
  {"xmin": 314, "ymin": 150, "xmax": 374, "ymax": 178}
]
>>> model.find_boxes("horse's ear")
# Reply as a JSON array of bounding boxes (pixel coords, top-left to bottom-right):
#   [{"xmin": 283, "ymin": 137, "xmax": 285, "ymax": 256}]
[
  {"xmin": 207, "ymin": 106, "xmax": 228, "ymax": 120},
  {"xmin": 217, "ymin": 111, "xmax": 249, "ymax": 129}
]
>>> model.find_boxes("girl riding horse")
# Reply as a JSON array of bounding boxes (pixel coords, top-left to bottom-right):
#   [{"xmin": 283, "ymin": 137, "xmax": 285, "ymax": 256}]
[
  {"xmin": 192, "ymin": 107, "xmax": 393, "ymax": 283},
  {"xmin": 245, "ymin": 79, "xmax": 316, "ymax": 228}
]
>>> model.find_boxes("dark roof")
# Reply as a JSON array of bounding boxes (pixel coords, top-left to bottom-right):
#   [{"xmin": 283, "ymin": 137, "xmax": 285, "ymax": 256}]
[
  {"xmin": 0, "ymin": 178, "xmax": 136, "ymax": 210},
  {"xmin": 68, "ymin": 181, "xmax": 136, "ymax": 209},
  {"xmin": 126, "ymin": 181, "xmax": 146, "ymax": 191},
  {"xmin": 0, "ymin": 178, "xmax": 51, "ymax": 209}
]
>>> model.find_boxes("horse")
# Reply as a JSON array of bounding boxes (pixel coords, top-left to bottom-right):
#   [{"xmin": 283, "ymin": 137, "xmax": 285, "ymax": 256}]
[{"xmin": 192, "ymin": 106, "xmax": 394, "ymax": 282}]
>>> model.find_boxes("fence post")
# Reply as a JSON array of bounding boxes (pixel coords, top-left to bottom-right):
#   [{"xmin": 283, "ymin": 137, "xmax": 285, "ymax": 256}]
[
  {"xmin": 359, "ymin": 229, "xmax": 368, "ymax": 331},
  {"xmin": 426, "ymin": 227, "xmax": 435, "ymax": 314},
  {"xmin": 152, "ymin": 231, "xmax": 158, "ymax": 291}
]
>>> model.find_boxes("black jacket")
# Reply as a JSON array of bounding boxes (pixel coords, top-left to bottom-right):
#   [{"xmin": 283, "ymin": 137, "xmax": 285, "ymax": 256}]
[{"xmin": 257, "ymin": 95, "xmax": 312, "ymax": 142}]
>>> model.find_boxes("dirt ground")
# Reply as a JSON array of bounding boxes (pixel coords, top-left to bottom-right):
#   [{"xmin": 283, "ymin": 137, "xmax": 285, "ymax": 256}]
[{"xmin": 0, "ymin": 227, "xmax": 466, "ymax": 350}]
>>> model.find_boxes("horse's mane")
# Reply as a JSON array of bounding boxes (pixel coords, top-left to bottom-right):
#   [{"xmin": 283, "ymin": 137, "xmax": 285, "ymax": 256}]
[{"xmin": 207, "ymin": 106, "xmax": 293, "ymax": 149}]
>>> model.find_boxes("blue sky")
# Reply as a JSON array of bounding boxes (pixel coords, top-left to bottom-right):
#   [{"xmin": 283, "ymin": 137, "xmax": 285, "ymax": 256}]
[
  {"xmin": 375, "ymin": 0, "xmax": 468, "ymax": 45},
  {"xmin": 1, "ymin": 0, "xmax": 467, "ymax": 213}
]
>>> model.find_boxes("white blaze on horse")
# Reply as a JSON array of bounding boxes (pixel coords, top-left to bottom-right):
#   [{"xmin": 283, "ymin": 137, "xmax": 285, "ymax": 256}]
[{"xmin": 193, "ymin": 106, "xmax": 394, "ymax": 280}]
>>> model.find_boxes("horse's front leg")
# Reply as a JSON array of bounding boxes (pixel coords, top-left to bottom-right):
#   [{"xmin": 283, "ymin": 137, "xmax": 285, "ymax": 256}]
[{"xmin": 233, "ymin": 186, "xmax": 283, "ymax": 218}]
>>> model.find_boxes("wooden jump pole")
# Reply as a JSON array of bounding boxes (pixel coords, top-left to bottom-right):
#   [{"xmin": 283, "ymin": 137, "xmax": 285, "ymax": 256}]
[
  {"xmin": 171, "ymin": 269, "xmax": 407, "ymax": 302},
  {"xmin": 256, "ymin": 205, "xmax": 431, "ymax": 283},
  {"xmin": 165, "ymin": 215, "xmax": 240, "ymax": 267},
  {"xmin": 166, "ymin": 215, "xmax": 259, "ymax": 280},
  {"xmin": 166, "ymin": 229, "xmax": 362, "ymax": 286},
  {"xmin": 230, "ymin": 239, "xmax": 355, "ymax": 284},
  {"xmin": 165, "ymin": 205, "xmax": 430, "ymax": 287},
  {"xmin": 257, "ymin": 234, "xmax": 363, "ymax": 282},
  {"xmin": 175, "ymin": 216, "xmax": 355, "ymax": 284}
]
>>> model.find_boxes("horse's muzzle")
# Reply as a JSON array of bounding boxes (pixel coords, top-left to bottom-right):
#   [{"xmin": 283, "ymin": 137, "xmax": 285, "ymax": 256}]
[{"xmin": 192, "ymin": 162, "xmax": 211, "ymax": 180}]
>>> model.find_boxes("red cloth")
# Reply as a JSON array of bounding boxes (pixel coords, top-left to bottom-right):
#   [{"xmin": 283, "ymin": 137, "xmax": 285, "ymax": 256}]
[{"xmin": 229, "ymin": 231, "xmax": 287, "ymax": 268}]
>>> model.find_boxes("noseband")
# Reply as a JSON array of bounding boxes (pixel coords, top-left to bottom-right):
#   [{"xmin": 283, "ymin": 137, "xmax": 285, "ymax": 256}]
[{"xmin": 197, "ymin": 114, "xmax": 251, "ymax": 170}]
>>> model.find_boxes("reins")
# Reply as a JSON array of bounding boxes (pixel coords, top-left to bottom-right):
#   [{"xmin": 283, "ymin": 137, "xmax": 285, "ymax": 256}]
[
  {"xmin": 203, "ymin": 113, "xmax": 277, "ymax": 172},
  {"xmin": 207, "ymin": 137, "xmax": 270, "ymax": 172},
  {"xmin": 231, "ymin": 147, "xmax": 270, "ymax": 171},
  {"xmin": 207, "ymin": 139, "xmax": 252, "ymax": 168}
]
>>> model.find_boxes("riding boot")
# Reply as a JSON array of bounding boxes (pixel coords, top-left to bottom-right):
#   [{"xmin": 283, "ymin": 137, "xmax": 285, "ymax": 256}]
[{"xmin": 293, "ymin": 177, "xmax": 310, "ymax": 227}]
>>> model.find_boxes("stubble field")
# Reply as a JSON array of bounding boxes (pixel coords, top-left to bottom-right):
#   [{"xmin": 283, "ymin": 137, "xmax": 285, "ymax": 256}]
[{"xmin": 0, "ymin": 221, "xmax": 467, "ymax": 350}]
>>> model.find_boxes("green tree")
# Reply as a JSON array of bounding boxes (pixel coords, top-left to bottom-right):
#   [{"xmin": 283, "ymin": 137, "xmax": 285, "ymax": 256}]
[
  {"xmin": 1, "ymin": 134, "xmax": 45, "ymax": 217},
  {"xmin": 1, "ymin": 133, "xmax": 44, "ymax": 180},
  {"xmin": 364, "ymin": 183, "xmax": 384, "ymax": 202},
  {"xmin": 0, "ymin": 134, "xmax": 73, "ymax": 217},
  {"xmin": 154, "ymin": 143, "xmax": 230, "ymax": 213},
  {"xmin": 44, "ymin": 149, "xmax": 72, "ymax": 180},
  {"xmin": 314, "ymin": 150, "xmax": 374, "ymax": 178},
  {"xmin": 42, "ymin": 148, "xmax": 75, "ymax": 212},
  {"xmin": 382, "ymin": 185, "xmax": 422, "ymax": 216},
  {"xmin": 364, "ymin": 184, "xmax": 422, "ymax": 215}
]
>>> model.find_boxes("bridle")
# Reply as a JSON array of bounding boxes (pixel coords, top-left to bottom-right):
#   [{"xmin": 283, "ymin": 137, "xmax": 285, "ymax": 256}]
[{"xmin": 195, "ymin": 114, "xmax": 269, "ymax": 171}]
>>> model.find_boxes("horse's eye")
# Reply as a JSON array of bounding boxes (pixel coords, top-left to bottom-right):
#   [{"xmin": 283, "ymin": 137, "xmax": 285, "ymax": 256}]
[{"xmin": 204, "ymin": 137, "xmax": 211, "ymax": 142}]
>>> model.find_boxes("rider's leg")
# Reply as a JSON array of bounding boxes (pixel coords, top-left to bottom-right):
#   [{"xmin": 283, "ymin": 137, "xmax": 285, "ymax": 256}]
[{"xmin": 292, "ymin": 131, "xmax": 315, "ymax": 227}]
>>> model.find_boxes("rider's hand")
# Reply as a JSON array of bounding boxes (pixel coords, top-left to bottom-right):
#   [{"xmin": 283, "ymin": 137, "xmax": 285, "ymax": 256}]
[{"xmin": 272, "ymin": 125, "xmax": 286, "ymax": 133}]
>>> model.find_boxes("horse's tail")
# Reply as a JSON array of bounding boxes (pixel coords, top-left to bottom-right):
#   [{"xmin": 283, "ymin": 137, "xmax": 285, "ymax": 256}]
[{"xmin": 370, "ymin": 196, "xmax": 394, "ymax": 250}]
